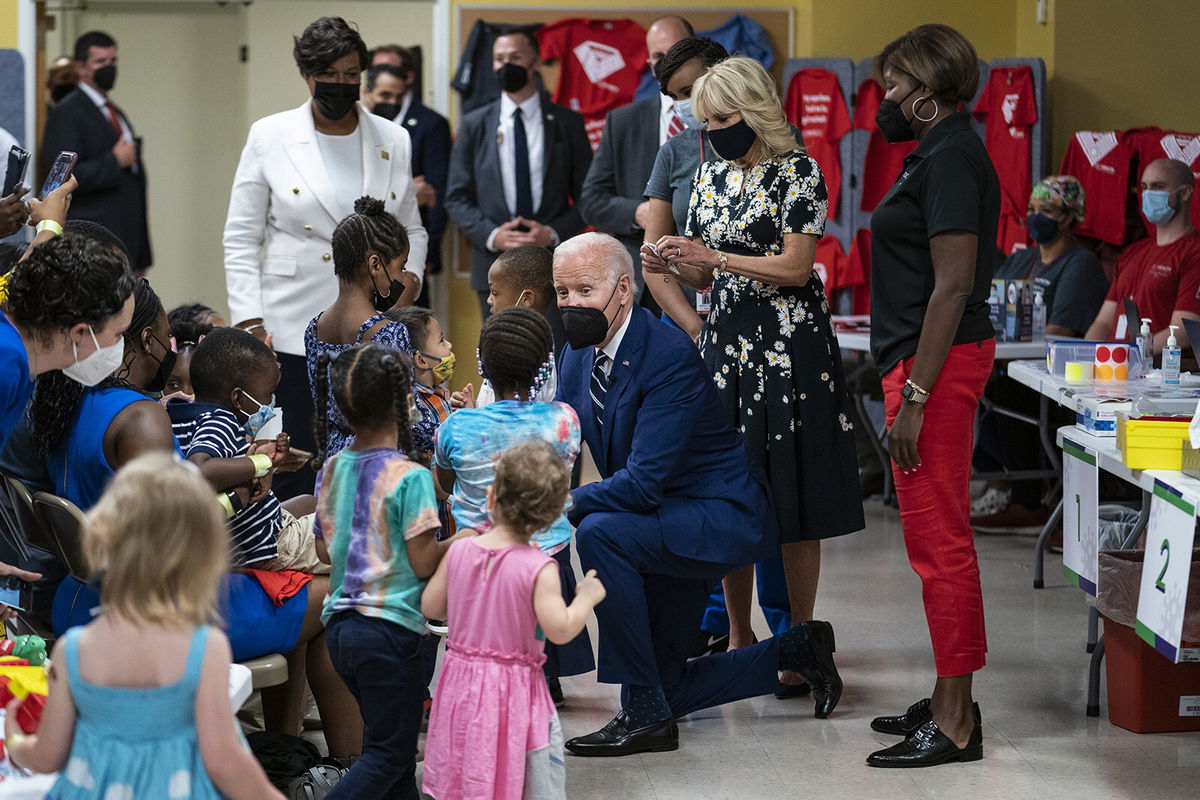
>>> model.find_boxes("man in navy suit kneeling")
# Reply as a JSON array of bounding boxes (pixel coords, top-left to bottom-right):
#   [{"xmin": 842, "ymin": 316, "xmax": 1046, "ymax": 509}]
[{"xmin": 553, "ymin": 232, "xmax": 843, "ymax": 756}]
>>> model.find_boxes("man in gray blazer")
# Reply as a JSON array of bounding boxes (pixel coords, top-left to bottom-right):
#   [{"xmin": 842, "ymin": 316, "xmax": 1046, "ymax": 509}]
[
  {"xmin": 445, "ymin": 30, "xmax": 591, "ymax": 319},
  {"xmin": 579, "ymin": 16, "xmax": 693, "ymax": 303}
]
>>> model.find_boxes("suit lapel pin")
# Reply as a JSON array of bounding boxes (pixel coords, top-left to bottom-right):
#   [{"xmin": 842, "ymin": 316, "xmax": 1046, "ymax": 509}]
[
  {"xmin": 292, "ymin": 187, "xmax": 300, "ymax": 194},
  {"xmin": 406, "ymin": 118, "xmax": 417, "ymax": 127},
  {"xmin": 390, "ymin": 192, "xmax": 396, "ymax": 200},
  {"xmin": 622, "ymin": 361, "xmax": 629, "ymax": 366},
  {"xmin": 381, "ymin": 151, "xmax": 390, "ymax": 161}
]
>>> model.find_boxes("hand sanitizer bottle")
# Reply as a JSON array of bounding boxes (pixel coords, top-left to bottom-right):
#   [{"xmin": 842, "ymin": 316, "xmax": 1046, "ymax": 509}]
[
  {"xmin": 1162, "ymin": 325, "xmax": 1181, "ymax": 387},
  {"xmin": 1032, "ymin": 290, "xmax": 1046, "ymax": 340},
  {"xmin": 1136, "ymin": 318, "xmax": 1153, "ymax": 370}
]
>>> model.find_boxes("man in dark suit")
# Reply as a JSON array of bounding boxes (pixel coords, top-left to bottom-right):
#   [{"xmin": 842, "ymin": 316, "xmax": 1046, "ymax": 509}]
[
  {"xmin": 580, "ymin": 15, "xmax": 692, "ymax": 302},
  {"xmin": 552, "ymin": 232, "xmax": 842, "ymax": 756},
  {"xmin": 362, "ymin": 60, "xmax": 451, "ymax": 280},
  {"xmin": 445, "ymin": 31, "xmax": 591, "ymax": 319},
  {"xmin": 41, "ymin": 30, "xmax": 150, "ymax": 273}
]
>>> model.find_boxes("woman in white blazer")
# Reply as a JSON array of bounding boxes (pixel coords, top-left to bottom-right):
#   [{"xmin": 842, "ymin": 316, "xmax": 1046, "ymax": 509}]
[{"xmin": 223, "ymin": 16, "xmax": 428, "ymax": 496}]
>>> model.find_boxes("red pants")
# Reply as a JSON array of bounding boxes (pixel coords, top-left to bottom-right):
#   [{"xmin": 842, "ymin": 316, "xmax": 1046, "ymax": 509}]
[{"xmin": 883, "ymin": 339, "xmax": 994, "ymax": 676}]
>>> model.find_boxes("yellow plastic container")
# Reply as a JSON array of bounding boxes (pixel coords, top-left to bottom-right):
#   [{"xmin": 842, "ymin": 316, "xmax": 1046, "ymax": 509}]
[{"xmin": 1116, "ymin": 415, "xmax": 1193, "ymax": 469}]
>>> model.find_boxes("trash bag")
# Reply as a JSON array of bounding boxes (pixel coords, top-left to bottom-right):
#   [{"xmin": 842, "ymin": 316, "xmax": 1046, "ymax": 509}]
[
  {"xmin": 247, "ymin": 731, "xmax": 322, "ymax": 789},
  {"xmin": 1091, "ymin": 548, "xmax": 1200, "ymax": 640},
  {"xmin": 1098, "ymin": 505, "xmax": 1141, "ymax": 551}
]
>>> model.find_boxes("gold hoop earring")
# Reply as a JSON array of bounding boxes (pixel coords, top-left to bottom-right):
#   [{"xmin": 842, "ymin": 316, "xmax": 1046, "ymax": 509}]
[{"xmin": 913, "ymin": 97, "xmax": 938, "ymax": 123}]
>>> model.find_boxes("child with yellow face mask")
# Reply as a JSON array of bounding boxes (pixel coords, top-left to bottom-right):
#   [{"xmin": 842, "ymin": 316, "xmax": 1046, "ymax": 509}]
[{"xmin": 386, "ymin": 306, "xmax": 455, "ymax": 469}]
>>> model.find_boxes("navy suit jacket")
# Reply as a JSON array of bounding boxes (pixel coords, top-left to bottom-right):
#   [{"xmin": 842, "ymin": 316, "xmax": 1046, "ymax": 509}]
[
  {"xmin": 397, "ymin": 100, "xmax": 451, "ymax": 272},
  {"xmin": 559, "ymin": 307, "xmax": 777, "ymax": 566},
  {"xmin": 41, "ymin": 88, "xmax": 150, "ymax": 270},
  {"xmin": 445, "ymin": 93, "xmax": 591, "ymax": 291}
]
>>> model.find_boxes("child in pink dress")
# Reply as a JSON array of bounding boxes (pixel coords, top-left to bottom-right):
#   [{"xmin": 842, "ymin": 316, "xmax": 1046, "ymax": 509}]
[{"xmin": 421, "ymin": 441, "xmax": 606, "ymax": 800}]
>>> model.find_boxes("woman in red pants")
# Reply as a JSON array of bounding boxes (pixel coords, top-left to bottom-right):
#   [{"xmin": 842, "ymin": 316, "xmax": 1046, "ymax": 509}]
[{"xmin": 865, "ymin": 24, "xmax": 999, "ymax": 767}]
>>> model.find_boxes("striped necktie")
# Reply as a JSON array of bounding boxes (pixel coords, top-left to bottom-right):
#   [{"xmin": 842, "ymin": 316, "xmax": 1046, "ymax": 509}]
[
  {"xmin": 667, "ymin": 111, "xmax": 684, "ymax": 139},
  {"xmin": 591, "ymin": 352, "xmax": 611, "ymax": 429}
]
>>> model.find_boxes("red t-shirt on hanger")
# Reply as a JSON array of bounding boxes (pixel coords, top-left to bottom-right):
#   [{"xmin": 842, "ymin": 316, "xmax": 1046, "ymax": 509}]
[
  {"xmin": 1059, "ymin": 131, "xmax": 1131, "ymax": 246},
  {"xmin": 972, "ymin": 66, "xmax": 1038, "ymax": 255},
  {"xmin": 784, "ymin": 68, "xmax": 851, "ymax": 219},
  {"xmin": 539, "ymin": 18, "xmax": 647, "ymax": 150},
  {"xmin": 853, "ymin": 79, "xmax": 916, "ymax": 213},
  {"xmin": 813, "ymin": 234, "xmax": 849, "ymax": 295},
  {"xmin": 845, "ymin": 228, "xmax": 873, "ymax": 316}
]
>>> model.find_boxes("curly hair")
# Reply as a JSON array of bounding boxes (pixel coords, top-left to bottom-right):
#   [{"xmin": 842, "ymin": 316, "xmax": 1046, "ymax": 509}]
[
  {"xmin": 188, "ymin": 327, "xmax": 276, "ymax": 404},
  {"xmin": 492, "ymin": 440, "xmax": 570, "ymax": 541},
  {"xmin": 28, "ymin": 277, "xmax": 162, "ymax": 458},
  {"xmin": 656, "ymin": 36, "xmax": 728, "ymax": 96},
  {"xmin": 313, "ymin": 343, "xmax": 414, "ymax": 469},
  {"xmin": 331, "ymin": 196, "xmax": 410, "ymax": 281},
  {"xmin": 293, "ymin": 16, "xmax": 368, "ymax": 77},
  {"xmin": 385, "ymin": 306, "xmax": 437, "ymax": 352},
  {"xmin": 479, "ymin": 307, "xmax": 554, "ymax": 399},
  {"xmin": 6, "ymin": 232, "xmax": 136, "ymax": 347}
]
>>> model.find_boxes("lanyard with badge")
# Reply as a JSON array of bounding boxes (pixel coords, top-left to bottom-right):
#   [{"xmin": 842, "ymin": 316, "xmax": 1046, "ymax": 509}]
[{"xmin": 694, "ymin": 132, "xmax": 713, "ymax": 315}]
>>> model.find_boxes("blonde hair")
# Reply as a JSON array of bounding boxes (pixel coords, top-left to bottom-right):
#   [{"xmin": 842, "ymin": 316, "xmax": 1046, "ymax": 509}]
[
  {"xmin": 492, "ymin": 440, "xmax": 570, "ymax": 542},
  {"xmin": 874, "ymin": 24, "xmax": 979, "ymax": 106},
  {"xmin": 85, "ymin": 453, "xmax": 229, "ymax": 626},
  {"xmin": 691, "ymin": 56, "xmax": 798, "ymax": 160}
]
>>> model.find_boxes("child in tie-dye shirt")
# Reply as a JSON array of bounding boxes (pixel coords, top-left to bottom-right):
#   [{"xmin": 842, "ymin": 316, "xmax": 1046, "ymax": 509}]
[{"xmin": 312, "ymin": 343, "xmax": 465, "ymax": 799}]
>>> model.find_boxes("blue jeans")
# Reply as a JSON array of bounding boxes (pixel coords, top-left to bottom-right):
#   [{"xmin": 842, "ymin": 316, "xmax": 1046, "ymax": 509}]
[{"xmin": 326, "ymin": 612, "xmax": 425, "ymax": 800}]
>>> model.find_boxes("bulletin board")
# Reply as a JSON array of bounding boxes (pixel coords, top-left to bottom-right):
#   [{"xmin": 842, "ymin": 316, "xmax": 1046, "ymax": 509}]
[{"xmin": 455, "ymin": 6, "xmax": 795, "ymax": 100}]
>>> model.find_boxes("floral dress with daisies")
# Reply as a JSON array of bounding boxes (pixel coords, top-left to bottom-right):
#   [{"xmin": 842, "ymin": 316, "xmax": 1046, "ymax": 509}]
[{"xmin": 686, "ymin": 149, "xmax": 864, "ymax": 542}]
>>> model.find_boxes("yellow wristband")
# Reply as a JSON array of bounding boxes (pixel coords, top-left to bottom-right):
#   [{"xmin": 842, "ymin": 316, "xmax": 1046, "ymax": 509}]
[
  {"xmin": 35, "ymin": 219, "xmax": 63, "ymax": 237},
  {"xmin": 249, "ymin": 453, "xmax": 273, "ymax": 478},
  {"xmin": 216, "ymin": 492, "xmax": 235, "ymax": 518}
]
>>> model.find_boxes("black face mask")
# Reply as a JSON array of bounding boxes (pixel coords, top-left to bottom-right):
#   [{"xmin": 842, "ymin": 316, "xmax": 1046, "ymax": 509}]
[
  {"xmin": 372, "ymin": 264, "xmax": 405, "ymax": 313},
  {"xmin": 143, "ymin": 335, "xmax": 177, "ymax": 395},
  {"xmin": 93, "ymin": 64, "xmax": 117, "ymax": 92},
  {"xmin": 372, "ymin": 102, "xmax": 400, "ymax": 120},
  {"xmin": 707, "ymin": 119, "xmax": 758, "ymax": 161},
  {"xmin": 313, "ymin": 81, "xmax": 359, "ymax": 121},
  {"xmin": 875, "ymin": 85, "xmax": 920, "ymax": 143},
  {"xmin": 560, "ymin": 284, "xmax": 620, "ymax": 350},
  {"xmin": 51, "ymin": 83, "xmax": 76, "ymax": 103},
  {"xmin": 495, "ymin": 62, "xmax": 530, "ymax": 94}
]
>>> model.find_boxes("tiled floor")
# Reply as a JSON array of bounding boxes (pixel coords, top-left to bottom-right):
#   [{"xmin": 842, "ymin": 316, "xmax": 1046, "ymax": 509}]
[{"xmin": 414, "ymin": 499, "xmax": 1198, "ymax": 799}]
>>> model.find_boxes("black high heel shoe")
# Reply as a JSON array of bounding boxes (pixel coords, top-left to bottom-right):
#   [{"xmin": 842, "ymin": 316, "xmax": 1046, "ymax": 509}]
[{"xmin": 779, "ymin": 621, "xmax": 842, "ymax": 718}]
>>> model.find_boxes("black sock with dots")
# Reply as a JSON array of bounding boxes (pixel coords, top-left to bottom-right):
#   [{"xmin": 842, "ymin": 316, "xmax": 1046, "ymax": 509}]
[
  {"xmin": 624, "ymin": 684, "xmax": 672, "ymax": 728},
  {"xmin": 777, "ymin": 624, "xmax": 817, "ymax": 674}
]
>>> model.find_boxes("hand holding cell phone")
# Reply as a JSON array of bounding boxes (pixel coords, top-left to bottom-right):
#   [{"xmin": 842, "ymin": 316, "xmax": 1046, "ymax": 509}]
[
  {"xmin": 40, "ymin": 151, "xmax": 78, "ymax": 200},
  {"xmin": 3, "ymin": 145, "xmax": 30, "ymax": 197}
]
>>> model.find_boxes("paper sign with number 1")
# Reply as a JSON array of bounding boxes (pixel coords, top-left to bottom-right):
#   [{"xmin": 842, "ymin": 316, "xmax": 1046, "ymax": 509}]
[
  {"xmin": 1135, "ymin": 480, "xmax": 1197, "ymax": 662},
  {"xmin": 1062, "ymin": 437, "xmax": 1100, "ymax": 595}
]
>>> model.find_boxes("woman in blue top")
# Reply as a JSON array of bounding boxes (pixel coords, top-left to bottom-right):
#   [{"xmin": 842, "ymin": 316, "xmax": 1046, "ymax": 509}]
[
  {"xmin": 307, "ymin": 196, "xmax": 415, "ymax": 459},
  {"xmin": 434, "ymin": 307, "xmax": 594, "ymax": 694}
]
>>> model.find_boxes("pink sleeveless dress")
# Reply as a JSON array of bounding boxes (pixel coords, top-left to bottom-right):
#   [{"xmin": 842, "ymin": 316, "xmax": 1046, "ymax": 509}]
[{"xmin": 422, "ymin": 539, "xmax": 559, "ymax": 800}]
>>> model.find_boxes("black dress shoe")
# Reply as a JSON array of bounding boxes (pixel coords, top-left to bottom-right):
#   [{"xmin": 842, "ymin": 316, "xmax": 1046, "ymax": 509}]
[
  {"xmin": 792, "ymin": 621, "xmax": 842, "ymax": 719},
  {"xmin": 866, "ymin": 717, "xmax": 983, "ymax": 768},
  {"xmin": 871, "ymin": 699, "xmax": 981, "ymax": 737},
  {"xmin": 565, "ymin": 711, "xmax": 679, "ymax": 757},
  {"xmin": 774, "ymin": 680, "xmax": 812, "ymax": 699}
]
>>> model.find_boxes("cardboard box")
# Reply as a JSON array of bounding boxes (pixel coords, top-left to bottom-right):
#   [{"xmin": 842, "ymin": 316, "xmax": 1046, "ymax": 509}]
[
  {"xmin": 988, "ymin": 279, "xmax": 1006, "ymax": 341},
  {"xmin": 1076, "ymin": 396, "xmax": 1133, "ymax": 436},
  {"xmin": 1005, "ymin": 279, "xmax": 1034, "ymax": 342}
]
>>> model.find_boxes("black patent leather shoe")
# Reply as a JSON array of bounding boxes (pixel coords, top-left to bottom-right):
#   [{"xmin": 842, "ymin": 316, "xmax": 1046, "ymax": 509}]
[
  {"xmin": 564, "ymin": 711, "xmax": 679, "ymax": 757},
  {"xmin": 794, "ymin": 621, "xmax": 842, "ymax": 718},
  {"xmin": 871, "ymin": 697, "xmax": 932, "ymax": 736},
  {"xmin": 866, "ymin": 717, "xmax": 983, "ymax": 768},
  {"xmin": 774, "ymin": 680, "xmax": 812, "ymax": 699}
]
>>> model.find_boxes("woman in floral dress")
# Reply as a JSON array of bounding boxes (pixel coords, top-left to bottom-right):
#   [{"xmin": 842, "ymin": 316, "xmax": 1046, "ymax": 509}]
[{"xmin": 649, "ymin": 56, "xmax": 864, "ymax": 689}]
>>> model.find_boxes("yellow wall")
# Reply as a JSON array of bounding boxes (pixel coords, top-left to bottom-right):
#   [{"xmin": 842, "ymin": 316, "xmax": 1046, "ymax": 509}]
[
  {"xmin": 0, "ymin": 0, "xmax": 16, "ymax": 49},
  {"xmin": 807, "ymin": 0, "xmax": 1017, "ymax": 61}
]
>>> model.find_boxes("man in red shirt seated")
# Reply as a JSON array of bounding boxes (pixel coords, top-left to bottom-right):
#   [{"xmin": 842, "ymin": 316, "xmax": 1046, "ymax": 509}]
[{"xmin": 1085, "ymin": 158, "xmax": 1200, "ymax": 352}]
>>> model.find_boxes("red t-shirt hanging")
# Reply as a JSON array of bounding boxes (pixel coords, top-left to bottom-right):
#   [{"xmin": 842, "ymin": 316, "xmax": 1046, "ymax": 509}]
[
  {"xmin": 846, "ymin": 228, "xmax": 873, "ymax": 316},
  {"xmin": 854, "ymin": 79, "xmax": 916, "ymax": 213},
  {"xmin": 1059, "ymin": 131, "xmax": 1131, "ymax": 246},
  {"xmin": 813, "ymin": 235, "xmax": 848, "ymax": 295},
  {"xmin": 539, "ymin": 18, "xmax": 647, "ymax": 150},
  {"xmin": 784, "ymin": 69, "xmax": 851, "ymax": 220},
  {"xmin": 972, "ymin": 66, "xmax": 1037, "ymax": 254},
  {"xmin": 1126, "ymin": 128, "xmax": 1200, "ymax": 232},
  {"xmin": 1104, "ymin": 230, "xmax": 1200, "ymax": 333}
]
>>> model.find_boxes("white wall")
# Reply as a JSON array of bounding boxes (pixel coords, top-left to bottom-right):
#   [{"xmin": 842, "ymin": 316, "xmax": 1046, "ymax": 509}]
[{"xmin": 48, "ymin": 0, "xmax": 436, "ymax": 320}]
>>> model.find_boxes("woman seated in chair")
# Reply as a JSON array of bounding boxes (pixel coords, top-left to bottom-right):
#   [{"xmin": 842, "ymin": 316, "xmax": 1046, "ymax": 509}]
[{"xmin": 18, "ymin": 274, "xmax": 364, "ymax": 759}]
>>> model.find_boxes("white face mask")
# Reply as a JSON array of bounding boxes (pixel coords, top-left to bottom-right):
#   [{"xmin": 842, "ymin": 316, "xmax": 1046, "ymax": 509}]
[
  {"xmin": 63, "ymin": 326, "xmax": 125, "ymax": 387},
  {"xmin": 673, "ymin": 98, "xmax": 703, "ymax": 130}
]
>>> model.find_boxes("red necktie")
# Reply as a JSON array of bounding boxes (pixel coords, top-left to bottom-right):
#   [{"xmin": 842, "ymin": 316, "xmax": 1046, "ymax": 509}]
[
  {"xmin": 105, "ymin": 103, "xmax": 123, "ymax": 137},
  {"xmin": 667, "ymin": 112, "xmax": 684, "ymax": 139}
]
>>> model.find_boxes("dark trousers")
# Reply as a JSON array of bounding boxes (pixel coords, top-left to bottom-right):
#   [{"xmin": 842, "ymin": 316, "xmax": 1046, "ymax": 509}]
[
  {"xmin": 273, "ymin": 352, "xmax": 317, "ymax": 499},
  {"xmin": 326, "ymin": 613, "xmax": 425, "ymax": 800},
  {"xmin": 575, "ymin": 511, "xmax": 780, "ymax": 719},
  {"xmin": 543, "ymin": 545, "xmax": 595, "ymax": 677}
]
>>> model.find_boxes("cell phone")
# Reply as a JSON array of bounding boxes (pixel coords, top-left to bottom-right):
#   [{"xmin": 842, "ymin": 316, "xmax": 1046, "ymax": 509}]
[
  {"xmin": 39, "ymin": 150, "xmax": 78, "ymax": 200},
  {"xmin": 0, "ymin": 575, "xmax": 33, "ymax": 613},
  {"xmin": 3, "ymin": 146, "xmax": 30, "ymax": 197}
]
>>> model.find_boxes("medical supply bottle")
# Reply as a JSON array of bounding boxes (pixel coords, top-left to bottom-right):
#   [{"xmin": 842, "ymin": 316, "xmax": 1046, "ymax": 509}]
[
  {"xmin": 1162, "ymin": 325, "xmax": 1181, "ymax": 387},
  {"xmin": 1136, "ymin": 317, "xmax": 1153, "ymax": 370},
  {"xmin": 1032, "ymin": 290, "xmax": 1046, "ymax": 340}
]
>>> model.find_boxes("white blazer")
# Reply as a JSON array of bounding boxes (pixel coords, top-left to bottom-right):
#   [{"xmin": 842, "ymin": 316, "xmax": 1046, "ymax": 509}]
[{"xmin": 222, "ymin": 101, "xmax": 429, "ymax": 355}]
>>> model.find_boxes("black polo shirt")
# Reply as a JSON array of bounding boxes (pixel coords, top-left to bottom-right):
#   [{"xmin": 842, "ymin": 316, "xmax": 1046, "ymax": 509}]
[{"xmin": 869, "ymin": 112, "xmax": 1000, "ymax": 375}]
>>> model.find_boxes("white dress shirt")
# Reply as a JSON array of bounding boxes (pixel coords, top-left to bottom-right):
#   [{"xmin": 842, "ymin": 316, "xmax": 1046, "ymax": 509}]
[
  {"xmin": 498, "ymin": 91, "xmax": 545, "ymax": 217},
  {"xmin": 315, "ymin": 127, "xmax": 364, "ymax": 218},
  {"xmin": 596, "ymin": 305, "xmax": 634, "ymax": 378},
  {"xmin": 396, "ymin": 92, "xmax": 414, "ymax": 123},
  {"xmin": 659, "ymin": 92, "xmax": 677, "ymax": 147},
  {"xmin": 78, "ymin": 81, "xmax": 132, "ymax": 142}
]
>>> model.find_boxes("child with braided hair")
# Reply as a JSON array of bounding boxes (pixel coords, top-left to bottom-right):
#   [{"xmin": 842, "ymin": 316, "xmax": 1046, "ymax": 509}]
[
  {"xmin": 312, "ymin": 342, "xmax": 463, "ymax": 798},
  {"xmin": 433, "ymin": 307, "xmax": 593, "ymax": 703}
]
